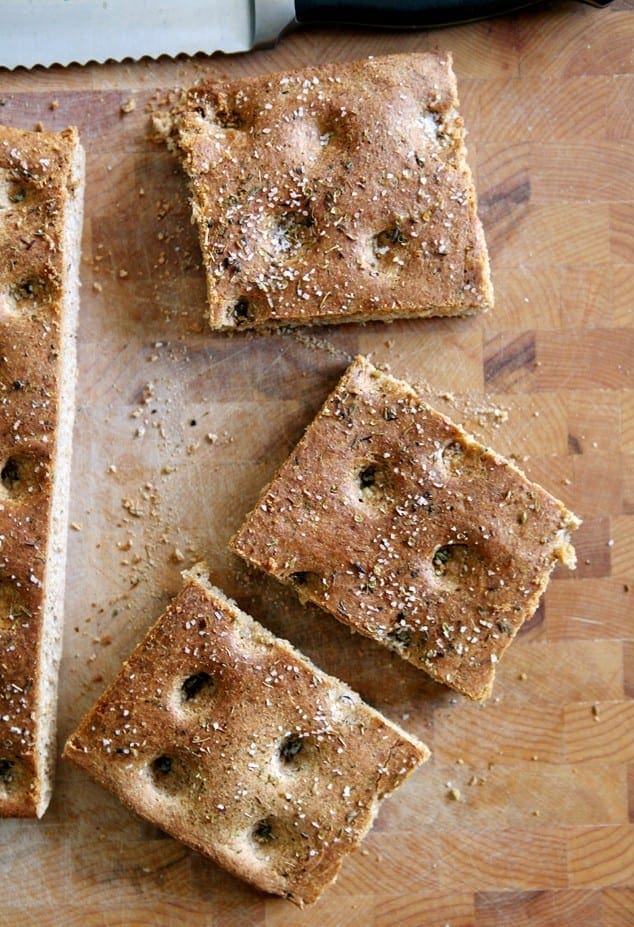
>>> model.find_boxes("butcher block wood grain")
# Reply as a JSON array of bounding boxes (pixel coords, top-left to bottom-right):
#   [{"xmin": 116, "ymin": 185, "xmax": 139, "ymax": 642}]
[{"xmin": 0, "ymin": 1, "xmax": 632, "ymax": 924}]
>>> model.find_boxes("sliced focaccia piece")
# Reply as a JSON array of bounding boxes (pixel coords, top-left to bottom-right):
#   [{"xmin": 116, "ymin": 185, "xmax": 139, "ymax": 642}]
[
  {"xmin": 231, "ymin": 356, "xmax": 580, "ymax": 701},
  {"xmin": 0, "ymin": 125, "xmax": 84, "ymax": 817},
  {"xmin": 64, "ymin": 565, "xmax": 429, "ymax": 906},
  {"xmin": 156, "ymin": 51, "xmax": 492, "ymax": 330}
]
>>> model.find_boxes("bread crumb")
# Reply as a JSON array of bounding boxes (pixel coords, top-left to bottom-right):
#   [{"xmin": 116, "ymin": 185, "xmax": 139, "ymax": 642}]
[
  {"xmin": 172, "ymin": 548, "xmax": 185, "ymax": 563},
  {"xmin": 49, "ymin": 100, "xmax": 59, "ymax": 110},
  {"xmin": 119, "ymin": 269, "xmax": 128, "ymax": 279},
  {"xmin": 447, "ymin": 787, "xmax": 462, "ymax": 802},
  {"xmin": 120, "ymin": 98, "xmax": 136, "ymax": 114},
  {"xmin": 206, "ymin": 433, "xmax": 218, "ymax": 444},
  {"xmin": 122, "ymin": 497, "xmax": 143, "ymax": 517},
  {"xmin": 70, "ymin": 522, "xmax": 83, "ymax": 531},
  {"xmin": 92, "ymin": 281, "xmax": 103, "ymax": 293},
  {"xmin": 518, "ymin": 672, "xmax": 528, "ymax": 681}
]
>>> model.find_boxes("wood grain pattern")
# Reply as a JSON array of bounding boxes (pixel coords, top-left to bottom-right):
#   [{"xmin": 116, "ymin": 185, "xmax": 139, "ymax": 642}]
[
  {"xmin": 474, "ymin": 889, "xmax": 603, "ymax": 927},
  {"xmin": 0, "ymin": 0, "xmax": 632, "ymax": 924}
]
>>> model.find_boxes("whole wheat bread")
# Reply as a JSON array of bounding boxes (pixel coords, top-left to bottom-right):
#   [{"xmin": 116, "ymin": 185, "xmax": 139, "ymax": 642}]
[
  {"xmin": 64, "ymin": 566, "xmax": 429, "ymax": 905},
  {"xmin": 156, "ymin": 52, "xmax": 493, "ymax": 330},
  {"xmin": 0, "ymin": 125, "xmax": 84, "ymax": 817},
  {"xmin": 231, "ymin": 356, "xmax": 581, "ymax": 701}
]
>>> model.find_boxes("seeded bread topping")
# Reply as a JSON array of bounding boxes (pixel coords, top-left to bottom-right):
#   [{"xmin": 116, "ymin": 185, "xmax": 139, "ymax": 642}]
[
  {"xmin": 64, "ymin": 566, "xmax": 429, "ymax": 906},
  {"xmin": 157, "ymin": 51, "xmax": 493, "ymax": 330},
  {"xmin": 0, "ymin": 125, "xmax": 84, "ymax": 816},
  {"xmin": 231, "ymin": 356, "xmax": 581, "ymax": 701}
]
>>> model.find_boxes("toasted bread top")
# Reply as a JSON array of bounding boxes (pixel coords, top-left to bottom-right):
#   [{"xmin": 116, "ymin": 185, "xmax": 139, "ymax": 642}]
[
  {"xmin": 158, "ymin": 52, "xmax": 492, "ymax": 330},
  {"xmin": 64, "ymin": 566, "xmax": 429, "ymax": 905},
  {"xmin": 231, "ymin": 356, "xmax": 580, "ymax": 700}
]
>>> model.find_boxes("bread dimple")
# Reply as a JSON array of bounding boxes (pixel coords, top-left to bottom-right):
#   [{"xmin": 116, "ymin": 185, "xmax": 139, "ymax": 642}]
[
  {"xmin": 231, "ymin": 356, "xmax": 581, "ymax": 701},
  {"xmin": 157, "ymin": 51, "xmax": 493, "ymax": 330},
  {"xmin": 0, "ymin": 125, "xmax": 84, "ymax": 817},
  {"xmin": 63, "ymin": 566, "xmax": 429, "ymax": 906}
]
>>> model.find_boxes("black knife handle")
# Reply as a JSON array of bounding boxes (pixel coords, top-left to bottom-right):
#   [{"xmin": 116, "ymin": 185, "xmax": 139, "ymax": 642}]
[{"xmin": 295, "ymin": 0, "xmax": 613, "ymax": 28}]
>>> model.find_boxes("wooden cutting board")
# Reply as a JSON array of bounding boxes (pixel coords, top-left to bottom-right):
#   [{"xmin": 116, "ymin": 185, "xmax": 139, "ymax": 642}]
[{"xmin": 1, "ymin": 3, "xmax": 633, "ymax": 925}]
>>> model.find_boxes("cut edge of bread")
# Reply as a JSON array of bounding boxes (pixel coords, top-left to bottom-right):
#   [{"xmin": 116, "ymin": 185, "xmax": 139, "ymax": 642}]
[{"xmin": 33, "ymin": 130, "xmax": 85, "ymax": 817}]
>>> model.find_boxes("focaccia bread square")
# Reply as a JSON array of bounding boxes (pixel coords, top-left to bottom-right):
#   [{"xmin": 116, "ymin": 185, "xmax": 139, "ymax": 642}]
[
  {"xmin": 0, "ymin": 125, "xmax": 84, "ymax": 817},
  {"xmin": 157, "ymin": 51, "xmax": 493, "ymax": 330},
  {"xmin": 231, "ymin": 356, "xmax": 580, "ymax": 701},
  {"xmin": 64, "ymin": 566, "xmax": 429, "ymax": 906}
]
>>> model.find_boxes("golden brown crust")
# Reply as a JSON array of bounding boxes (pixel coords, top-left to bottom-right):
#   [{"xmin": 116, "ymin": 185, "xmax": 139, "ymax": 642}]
[
  {"xmin": 158, "ymin": 52, "xmax": 493, "ymax": 330},
  {"xmin": 231, "ymin": 356, "xmax": 581, "ymax": 701},
  {"xmin": 0, "ymin": 125, "xmax": 83, "ymax": 816},
  {"xmin": 63, "ymin": 566, "xmax": 429, "ymax": 906}
]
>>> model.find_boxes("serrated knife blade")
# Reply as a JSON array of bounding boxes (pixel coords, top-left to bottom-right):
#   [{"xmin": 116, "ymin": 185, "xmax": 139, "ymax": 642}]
[{"xmin": 0, "ymin": 0, "xmax": 296, "ymax": 70}]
